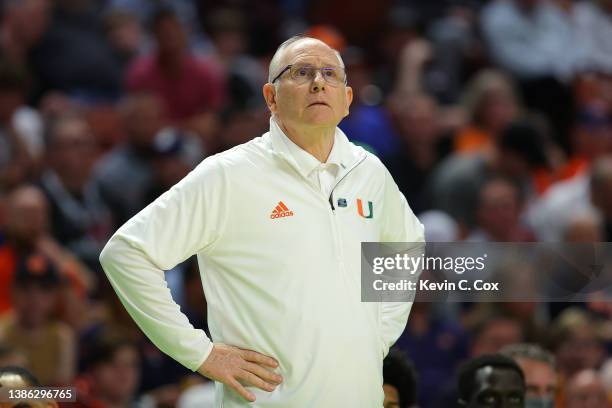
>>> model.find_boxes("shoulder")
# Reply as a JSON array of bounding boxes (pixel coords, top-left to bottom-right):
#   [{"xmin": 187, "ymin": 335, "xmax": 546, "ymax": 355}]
[{"xmin": 189, "ymin": 135, "xmax": 274, "ymax": 181}]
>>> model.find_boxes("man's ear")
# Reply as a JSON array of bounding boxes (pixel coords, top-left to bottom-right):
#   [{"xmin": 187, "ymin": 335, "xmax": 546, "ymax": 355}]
[
  {"xmin": 262, "ymin": 83, "xmax": 277, "ymax": 115},
  {"xmin": 343, "ymin": 86, "xmax": 353, "ymax": 117}
]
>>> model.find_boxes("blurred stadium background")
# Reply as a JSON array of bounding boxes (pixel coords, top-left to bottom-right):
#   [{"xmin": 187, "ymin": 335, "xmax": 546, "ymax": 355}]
[{"xmin": 0, "ymin": 0, "xmax": 612, "ymax": 406}]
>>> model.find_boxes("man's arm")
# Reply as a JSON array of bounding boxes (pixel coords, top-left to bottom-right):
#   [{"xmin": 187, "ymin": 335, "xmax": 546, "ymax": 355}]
[
  {"xmin": 99, "ymin": 158, "xmax": 228, "ymax": 370},
  {"xmin": 379, "ymin": 168, "xmax": 425, "ymax": 357},
  {"xmin": 99, "ymin": 157, "xmax": 282, "ymax": 401}
]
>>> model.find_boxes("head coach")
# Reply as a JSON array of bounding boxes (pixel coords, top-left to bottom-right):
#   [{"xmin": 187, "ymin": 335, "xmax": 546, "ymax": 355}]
[{"xmin": 100, "ymin": 35, "xmax": 425, "ymax": 407}]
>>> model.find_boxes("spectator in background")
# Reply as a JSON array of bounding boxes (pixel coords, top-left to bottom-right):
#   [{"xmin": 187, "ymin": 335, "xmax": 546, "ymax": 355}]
[
  {"xmin": 467, "ymin": 177, "xmax": 534, "ymax": 242},
  {"xmin": 430, "ymin": 120, "xmax": 551, "ymax": 234},
  {"xmin": 574, "ymin": 0, "xmax": 612, "ymax": 75},
  {"xmin": 383, "ymin": 92, "xmax": 451, "ymax": 214},
  {"xmin": 40, "ymin": 113, "xmax": 113, "ymax": 273},
  {"xmin": 0, "ymin": 0, "xmax": 51, "ymax": 66},
  {"xmin": 75, "ymin": 332, "xmax": 143, "ymax": 408},
  {"xmin": 480, "ymin": 0, "xmax": 578, "ymax": 151},
  {"xmin": 94, "ymin": 92, "xmax": 165, "ymax": 226},
  {"xmin": 28, "ymin": 0, "xmax": 123, "ymax": 103},
  {"xmin": 0, "ymin": 365, "xmax": 58, "ymax": 408},
  {"xmin": 501, "ymin": 343, "xmax": 558, "ymax": 408},
  {"xmin": 456, "ymin": 354, "xmax": 526, "ymax": 407},
  {"xmin": 469, "ymin": 315, "xmax": 525, "ymax": 357},
  {"xmin": 395, "ymin": 302, "xmax": 468, "ymax": 407},
  {"xmin": 0, "ymin": 254, "xmax": 76, "ymax": 386},
  {"xmin": 565, "ymin": 369, "xmax": 610, "ymax": 408},
  {"xmin": 454, "ymin": 70, "xmax": 520, "ymax": 155},
  {"xmin": 528, "ymin": 155, "xmax": 612, "ymax": 241},
  {"xmin": 548, "ymin": 308, "xmax": 605, "ymax": 382},
  {"xmin": 338, "ymin": 46, "xmax": 400, "ymax": 158},
  {"xmin": 0, "ymin": 185, "xmax": 94, "ymax": 324},
  {"xmin": 0, "ymin": 61, "xmax": 32, "ymax": 190},
  {"xmin": 103, "ymin": 9, "xmax": 147, "ymax": 71},
  {"xmin": 481, "ymin": 0, "xmax": 585, "ymax": 82},
  {"xmin": 383, "ymin": 348, "xmax": 418, "ymax": 408},
  {"xmin": 590, "ymin": 154, "xmax": 612, "ymax": 241},
  {"xmin": 206, "ymin": 8, "xmax": 267, "ymax": 111},
  {"xmin": 126, "ymin": 8, "xmax": 225, "ymax": 148}
]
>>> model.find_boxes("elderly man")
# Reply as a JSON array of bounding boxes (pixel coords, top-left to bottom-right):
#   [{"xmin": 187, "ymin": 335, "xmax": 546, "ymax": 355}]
[
  {"xmin": 501, "ymin": 343, "xmax": 558, "ymax": 408},
  {"xmin": 100, "ymin": 35, "xmax": 424, "ymax": 407}
]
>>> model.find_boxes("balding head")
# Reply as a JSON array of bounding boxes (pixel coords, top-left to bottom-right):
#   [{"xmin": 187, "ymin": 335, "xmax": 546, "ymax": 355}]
[{"xmin": 267, "ymin": 35, "xmax": 345, "ymax": 84}]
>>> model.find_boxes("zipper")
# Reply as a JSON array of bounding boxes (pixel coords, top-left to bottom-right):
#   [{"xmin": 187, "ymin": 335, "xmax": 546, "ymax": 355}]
[{"xmin": 327, "ymin": 154, "xmax": 367, "ymax": 211}]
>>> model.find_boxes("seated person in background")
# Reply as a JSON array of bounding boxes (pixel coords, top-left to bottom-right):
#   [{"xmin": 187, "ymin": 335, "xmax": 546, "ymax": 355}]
[
  {"xmin": 456, "ymin": 354, "xmax": 526, "ymax": 408},
  {"xmin": 454, "ymin": 70, "xmax": 519, "ymax": 155},
  {"xmin": 565, "ymin": 369, "xmax": 609, "ymax": 408},
  {"xmin": 0, "ymin": 185, "xmax": 95, "ymax": 326},
  {"xmin": 0, "ymin": 365, "xmax": 58, "ymax": 408},
  {"xmin": 383, "ymin": 347, "xmax": 418, "ymax": 408},
  {"xmin": 74, "ymin": 332, "xmax": 143, "ymax": 408},
  {"xmin": 501, "ymin": 343, "xmax": 558, "ymax": 408},
  {"xmin": 39, "ymin": 112, "xmax": 113, "ymax": 273},
  {"xmin": 0, "ymin": 255, "xmax": 75, "ymax": 386}
]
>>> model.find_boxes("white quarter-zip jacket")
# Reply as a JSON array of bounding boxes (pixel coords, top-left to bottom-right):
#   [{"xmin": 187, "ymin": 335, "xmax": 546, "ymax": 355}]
[{"xmin": 99, "ymin": 119, "xmax": 425, "ymax": 407}]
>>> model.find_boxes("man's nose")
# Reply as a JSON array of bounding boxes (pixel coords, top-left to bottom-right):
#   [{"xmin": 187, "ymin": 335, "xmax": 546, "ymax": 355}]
[{"xmin": 310, "ymin": 70, "xmax": 326, "ymax": 92}]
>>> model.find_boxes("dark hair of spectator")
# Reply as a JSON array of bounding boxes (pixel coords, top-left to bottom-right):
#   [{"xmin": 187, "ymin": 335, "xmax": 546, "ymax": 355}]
[
  {"xmin": 457, "ymin": 354, "xmax": 525, "ymax": 404},
  {"xmin": 0, "ymin": 366, "xmax": 41, "ymax": 387},
  {"xmin": 83, "ymin": 332, "xmax": 137, "ymax": 371},
  {"xmin": 383, "ymin": 347, "xmax": 418, "ymax": 408},
  {"xmin": 497, "ymin": 120, "xmax": 550, "ymax": 169}
]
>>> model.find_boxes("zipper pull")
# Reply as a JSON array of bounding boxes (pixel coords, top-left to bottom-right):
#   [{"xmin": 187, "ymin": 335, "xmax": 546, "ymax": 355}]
[{"xmin": 328, "ymin": 194, "xmax": 335, "ymax": 211}]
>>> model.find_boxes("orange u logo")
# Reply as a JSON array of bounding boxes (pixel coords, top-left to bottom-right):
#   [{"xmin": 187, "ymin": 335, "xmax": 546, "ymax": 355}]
[{"xmin": 357, "ymin": 199, "xmax": 373, "ymax": 219}]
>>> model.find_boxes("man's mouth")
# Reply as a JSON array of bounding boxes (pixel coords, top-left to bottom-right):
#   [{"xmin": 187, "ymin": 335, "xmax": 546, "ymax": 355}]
[{"xmin": 308, "ymin": 102, "xmax": 330, "ymax": 107}]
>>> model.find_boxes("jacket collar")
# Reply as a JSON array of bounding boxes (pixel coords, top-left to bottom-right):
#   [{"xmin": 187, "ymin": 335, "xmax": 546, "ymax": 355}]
[{"xmin": 267, "ymin": 117, "xmax": 362, "ymax": 178}]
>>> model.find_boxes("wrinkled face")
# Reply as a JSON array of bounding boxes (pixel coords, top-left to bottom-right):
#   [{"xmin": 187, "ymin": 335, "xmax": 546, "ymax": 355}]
[{"xmin": 264, "ymin": 40, "xmax": 353, "ymax": 132}]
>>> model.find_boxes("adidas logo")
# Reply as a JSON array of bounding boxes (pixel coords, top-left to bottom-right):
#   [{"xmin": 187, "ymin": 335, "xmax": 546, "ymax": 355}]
[{"xmin": 270, "ymin": 201, "xmax": 294, "ymax": 219}]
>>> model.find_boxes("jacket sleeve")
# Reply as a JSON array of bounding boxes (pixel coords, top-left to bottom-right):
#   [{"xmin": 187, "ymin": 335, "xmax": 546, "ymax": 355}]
[
  {"xmin": 99, "ymin": 157, "xmax": 229, "ymax": 371},
  {"xmin": 379, "ymin": 167, "xmax": 425, "ymax": 357}
]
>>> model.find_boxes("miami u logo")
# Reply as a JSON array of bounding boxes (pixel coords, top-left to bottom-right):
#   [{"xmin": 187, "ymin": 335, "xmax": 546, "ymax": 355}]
[{"xmin": 357, "ymin": 199, "xmax": 373, "ymax": 219}]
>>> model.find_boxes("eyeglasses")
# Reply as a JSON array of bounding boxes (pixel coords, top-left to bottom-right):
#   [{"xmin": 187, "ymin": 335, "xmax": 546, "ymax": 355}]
[{"xmin": 271, "ymin": 64, "xmax": 347, "ymax": 86}]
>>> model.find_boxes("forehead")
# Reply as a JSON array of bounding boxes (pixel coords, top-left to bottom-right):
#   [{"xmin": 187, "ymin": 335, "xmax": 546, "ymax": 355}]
[
  {"xmin": 475, "ymin": 366, "xmax": 524, "ymax": 391},
  {"xmin": 281, "ymin": 40, "xmax": 341, "ymax": 66}
]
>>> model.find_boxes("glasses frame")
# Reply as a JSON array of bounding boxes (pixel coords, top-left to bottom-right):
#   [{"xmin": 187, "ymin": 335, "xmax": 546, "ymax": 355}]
[{"xmin": 271, "ymin": 64, "xmax": 347, "ymax": 86}]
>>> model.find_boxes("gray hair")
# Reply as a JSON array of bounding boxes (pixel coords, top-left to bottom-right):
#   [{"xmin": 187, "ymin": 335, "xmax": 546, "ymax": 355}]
[
  {"xmin": 500, "ymin": 343, "xmax": 556, "ymax": 370},
  {"xmin": 267, "ymin": 35, "xmax": 345, "ymax": 83}
]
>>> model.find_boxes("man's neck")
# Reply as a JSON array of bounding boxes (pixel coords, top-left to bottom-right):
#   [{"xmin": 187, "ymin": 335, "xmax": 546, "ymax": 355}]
[{"xmin": 276, "ymin": 119, "xmax": 336, "ymax": 163}]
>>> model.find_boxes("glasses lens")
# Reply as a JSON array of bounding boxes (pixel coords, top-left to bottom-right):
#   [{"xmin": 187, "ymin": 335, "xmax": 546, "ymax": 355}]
[{"xmin": 289, "ymin": 65, "xmax": 345, "ymax": 85}]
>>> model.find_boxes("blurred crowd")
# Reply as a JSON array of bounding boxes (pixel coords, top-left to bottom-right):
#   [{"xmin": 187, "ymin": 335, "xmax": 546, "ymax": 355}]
[{"xmin": 0, "ymin": 0, "xmax": 612, "ymax": 407}]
